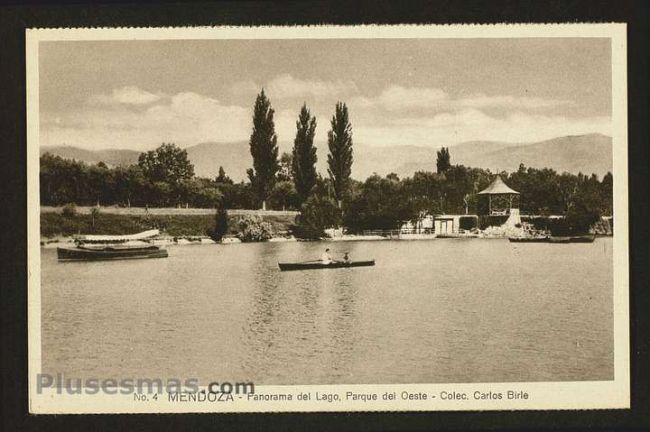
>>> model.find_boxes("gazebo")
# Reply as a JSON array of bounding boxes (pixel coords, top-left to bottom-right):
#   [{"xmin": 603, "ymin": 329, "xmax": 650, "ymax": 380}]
[{"xmin": 477, "ymin": 175, "xmax": 520, "ymax": 216}]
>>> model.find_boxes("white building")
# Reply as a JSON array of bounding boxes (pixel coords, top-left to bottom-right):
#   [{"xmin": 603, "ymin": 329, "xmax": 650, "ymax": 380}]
[{"xmin": 433, "ymin": 214, "xmax": 479, "ymax": 235}]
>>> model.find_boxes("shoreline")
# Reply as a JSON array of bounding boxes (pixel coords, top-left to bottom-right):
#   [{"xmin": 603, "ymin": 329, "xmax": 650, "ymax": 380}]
[
  {"xmin": 40, "ymin": 233, "xmax": 443, "ymax": 248},
  {"xmin": 43, "ymin": 233, "xmax": 614, "ymax": 249}
]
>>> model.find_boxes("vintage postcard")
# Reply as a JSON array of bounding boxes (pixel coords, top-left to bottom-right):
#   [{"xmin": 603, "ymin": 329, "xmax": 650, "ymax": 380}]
[{"xmin": 27, "ymin": 24, "xmax": 629, "ymax": 413}]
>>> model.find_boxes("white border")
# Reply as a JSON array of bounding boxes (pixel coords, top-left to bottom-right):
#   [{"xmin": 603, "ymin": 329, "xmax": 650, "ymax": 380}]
[{"xmin": 26, "ymin": 24, "xmax": 629, "ymax": 413}]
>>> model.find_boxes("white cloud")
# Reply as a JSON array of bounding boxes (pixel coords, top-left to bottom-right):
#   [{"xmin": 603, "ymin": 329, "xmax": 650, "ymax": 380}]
[
  {"xmin": 351, "ymin": 86, "xmax": 570, "ymax": 112},
  {"xmin": 457, "ymin": 94, "xmax": 572, "ymax": 110},
  {"xmin": 229, "ymin": 74, "xmax": 359, "ymax": 103},
  {"xmin": 354, "ymin": 109, "xmax": 611, "ymax": 147},
  {"xmin": 42, "ymin": 90, "xmax": 251, "ymax": 150},
  {"xmin": 354, "ymin": 85, "xmax": 449, "ymax": 111},
  {"xmin": 88, "ymin": 86, "xmax": 164, "ymax": 106},
  {"xmin": 41, "ymin": 84, "xmax": 608, "ymax": 153},
  {"xmin": 245, "ymin": 74, "xmax": 358, "ymax": 100}
]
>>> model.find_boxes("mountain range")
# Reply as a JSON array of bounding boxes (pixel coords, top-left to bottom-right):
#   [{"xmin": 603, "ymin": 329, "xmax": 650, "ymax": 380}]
[{"xmin": 40, "ymin": 133, "xmax": 612, "ymax": 181}]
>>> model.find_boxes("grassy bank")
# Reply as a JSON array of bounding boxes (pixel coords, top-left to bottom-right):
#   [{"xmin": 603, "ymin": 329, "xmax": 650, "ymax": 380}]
[
  {"xmin": 40, "ymin": 206, "xmax": 299, "ymax": 217},
  {"xmin": 41, "ymin": 211, "xmax": 297, "ymax": 238}
]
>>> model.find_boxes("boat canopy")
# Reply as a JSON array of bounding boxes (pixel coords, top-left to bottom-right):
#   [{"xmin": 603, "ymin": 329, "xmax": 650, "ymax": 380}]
[{"xmin": 75, "ymin": 229, "xmax": 160, "ymax": 243}]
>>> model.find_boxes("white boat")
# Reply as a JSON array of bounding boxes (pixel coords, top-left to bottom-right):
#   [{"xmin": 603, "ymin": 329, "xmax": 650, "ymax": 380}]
[
  {"xmin": 59, "ymin": 229, "xmax": 167, "ymax": 261},
  {"xmin": 74, "ymin": 229, "xmax": 160, "ymax": 244}
]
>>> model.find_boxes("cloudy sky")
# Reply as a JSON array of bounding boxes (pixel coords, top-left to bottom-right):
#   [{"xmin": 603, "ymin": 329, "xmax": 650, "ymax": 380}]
[{"xmin": 39, "ymin": 37, "xmax": 611, "ymax": 152}]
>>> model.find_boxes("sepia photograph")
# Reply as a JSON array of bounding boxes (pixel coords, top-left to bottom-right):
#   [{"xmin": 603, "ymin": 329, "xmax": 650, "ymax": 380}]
[{"xmin": 26, "ymin": 24, "xmax": 629, "ymax": 413}]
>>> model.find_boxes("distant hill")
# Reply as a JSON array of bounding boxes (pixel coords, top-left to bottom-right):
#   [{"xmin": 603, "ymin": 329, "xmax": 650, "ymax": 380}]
[
  {"xmin": 186, "ymin": 141, "xmax": 250, "ymax": 180},
  {"xmin": 392, "ymin": 133, "xmax": 612, "ymax": 177},
  {"xmin": 473, "ymin": 133, "xmax": 612, "ymax": 175},
  {"xmin": 353, "ymin": 141, "xmax": 515, "ymax": 179},
  {"xmin": 40, "ymin": 133, "xmax": 612, "ymax": 181},
  {"xmin": 40, "ymin": 146, "xmax": 140, "ymax": 167}
]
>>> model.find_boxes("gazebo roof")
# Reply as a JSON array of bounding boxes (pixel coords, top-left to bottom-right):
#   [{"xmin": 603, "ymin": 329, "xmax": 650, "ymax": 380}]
[{"xmin": 477, "ymin": 175, "xmax": 519, "ymax": 195}]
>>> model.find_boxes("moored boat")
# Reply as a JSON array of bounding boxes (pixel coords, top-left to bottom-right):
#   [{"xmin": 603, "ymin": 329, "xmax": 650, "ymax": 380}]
[
  {"xmin": 508, "ymin": 236, "xmax": 550, "ymax": 243},
  {"xmin": 569, "ymin": 234, "xmax": 596, "ymax": 243},
  {"xmin": 278, "ymin": 260, "xmax": 375, "ymax": 271},
  {"xmin": 57, "ymin": 244, "xmax": 168, "ymax": 261},
  {"xmin": 57, "ymin": 229, "xmax": 168, "ymax": 261},
  {"xmin": 436, "ymin": 233, "xmax": 479, "ymax": 239},
  {"xmin": 548, "ymin": 236, "xmax": 571, "ymax": 244}
]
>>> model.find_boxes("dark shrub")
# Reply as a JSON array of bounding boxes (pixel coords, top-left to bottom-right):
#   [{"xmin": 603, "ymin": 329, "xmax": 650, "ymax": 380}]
[
  {"xmin": 478, "ymin": 215, "xmax": 508, "ymax": 229},
  {"xmin": 543, "ymin": 210, "xmax": 600, "ymax": 236},
  {"xmin": 459, "ymin": 216, "xmax": 477, "ymax": 231},
  {"xmin": 61, "ymin": 203, "xmax": 77, "ymax": 217},
  {"xmin": 207, "ymin": 207, "xmax": 229, "ymax": 242},
  {"xmin": 564, "ymin": 209, "xmax": 601, "ymax": 235},
  {"xmin": 289, "ymin": 224, "xmax": 322, "ymax": 240},
  {"xmin": 292, "ymin": 194, "xmax": 341, "ymax": 239}
]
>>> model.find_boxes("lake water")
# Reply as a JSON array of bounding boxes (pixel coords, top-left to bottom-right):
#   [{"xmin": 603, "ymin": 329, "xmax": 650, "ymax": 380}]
[{"xmin": 40, "ymin": 238, "xmax": 613, "ymax": 385}]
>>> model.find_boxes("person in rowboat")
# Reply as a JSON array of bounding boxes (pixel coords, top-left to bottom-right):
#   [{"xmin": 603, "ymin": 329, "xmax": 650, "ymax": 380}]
[
  {"xmin": 342, "ymin": 252, "xmax": 351, "ymax": 264},
  {"xmin": 320, "ymin": 248, "xmax": 334, "ymax": 265}
]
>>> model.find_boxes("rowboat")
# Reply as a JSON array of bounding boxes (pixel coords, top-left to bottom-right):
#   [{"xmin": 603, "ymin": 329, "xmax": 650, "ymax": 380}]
[
  {"xmin": 278, "ymin": 260, "xmax": 375, "ymax": 271},
  {"xmin": 57, "ymin": 244, "xmax": 168, "ymax": 261},
  {"xmin": 509, "ymin": 234, "xmax": 595, "ymax": 244},
  {"xmin": 569, "ymin": 234, "xmax": 596, "ymax": 243},
  {"xmin": 508, "ymin": 236, "xmax": 550, "ymax": 243}
]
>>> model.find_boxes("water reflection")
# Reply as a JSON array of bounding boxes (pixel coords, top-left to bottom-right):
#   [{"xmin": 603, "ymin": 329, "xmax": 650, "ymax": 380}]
[
  {"xmin": 41, "ymin": 238, "xmax": 614, "ymax": 384},
  {"xmin": 328, "ymin": 278, "xmax": 358, "ymax": 382},
  {"xmin": 242, "ymin": 243, "xmax": 361, "ymax": 384}
]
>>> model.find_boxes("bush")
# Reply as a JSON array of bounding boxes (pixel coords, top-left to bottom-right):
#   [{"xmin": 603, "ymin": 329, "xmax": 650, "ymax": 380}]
[
  {"xmin": 236, "ymin": 215, "xmax": 273, "ymax": 242},
  {"xmin": 478, "ymin": 215, "xmax": 508, "ymax": 229},
  {"xmin": 61, "ymin": 203, "xmax": 77, "ymax": 217},
  {"xmin": 289, "ymin": 224, "xmax": 323, "ymax": 240},
  {"xmin": 459, "ymin": 216, "xmax": 477, "ymax": 231},
  {"xmin": 530, "ymin": 210, "xmax": 601, "ymax": 236},
  {"xmin": 292, "ymin": 194, "xmax": 341, "ymax": 239},
  {"xmin": 207, "ymin": 207, "xmax": 229, "ymax": 241},
  {"xmin": 549, "ymin": 209, "xmax": 600, "ymax": 236}
]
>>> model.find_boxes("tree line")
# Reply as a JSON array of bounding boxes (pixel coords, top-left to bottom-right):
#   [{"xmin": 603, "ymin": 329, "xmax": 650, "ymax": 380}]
[
  {"xmin": 40, "ymin": 90, "xmax": 354, "ymax": 212},
  {"xmin": 40, "ymin": 89, "xmax": 613, "ymax": 236}
]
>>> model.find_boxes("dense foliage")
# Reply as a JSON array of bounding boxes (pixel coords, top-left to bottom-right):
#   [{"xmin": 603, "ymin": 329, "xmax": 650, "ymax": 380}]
[
  {"xmin": 344, "ymin": 173, "xmax": 411, "ymax": 232},
  {"xmin": 42, "ymin": 149, "xmax": 234, "ymax": 208},
  {"xmin": 338, "ymin": 163, "xmax": 613, "ymax": 234},
  {"xmin": 291, "ymin": 188, "xmax": 342, "ymax": 239},
  {"xmin": 40, "ymin": 152, "xmax": 613, "ymax": 236},
  {"xmin": 236, "ymin": 215, "xmax": 273, "ymax": 242},
  {"xmin": 138, "ymin": 143, "xmax": 194, "ymax": 185}
]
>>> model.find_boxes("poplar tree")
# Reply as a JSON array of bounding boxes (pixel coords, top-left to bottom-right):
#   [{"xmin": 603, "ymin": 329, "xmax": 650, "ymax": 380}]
[
  {"xmin": 326, "ymin": 102, "xmax": 353, "ymax": 208},
  {"xmin": 291, "ymin": 104, "xmax": 318, "ymax": 203},
  {"xmin": 436, "ymin": 147, "xmax": 451, "ymax": 174},
  {"xmin": 247, "ymin": 90, "xmax": 279, "ymax": 210}
]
